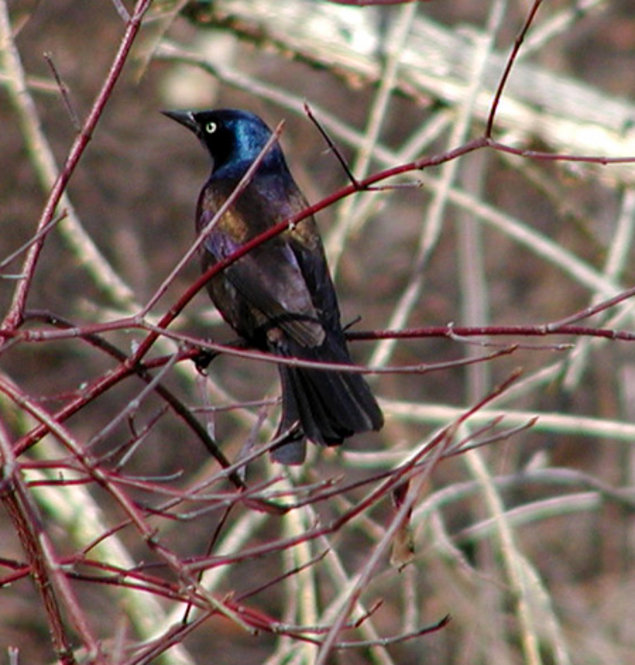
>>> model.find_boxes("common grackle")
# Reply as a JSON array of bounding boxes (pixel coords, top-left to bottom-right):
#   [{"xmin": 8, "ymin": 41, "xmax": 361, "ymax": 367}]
[{"xmin": 163, "ymin": 108, "xmax": 383, "ymax": 464}]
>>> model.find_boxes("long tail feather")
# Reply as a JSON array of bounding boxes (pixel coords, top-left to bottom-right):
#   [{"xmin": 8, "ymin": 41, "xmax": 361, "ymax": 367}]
[{"xmin": 271, "ymin": 334, "xmax": 383, "ymax": 464}]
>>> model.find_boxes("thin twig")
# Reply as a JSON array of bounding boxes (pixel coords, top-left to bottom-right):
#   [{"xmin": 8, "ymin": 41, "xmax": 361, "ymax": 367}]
[{"xmin": 43, "ymin": 52, "xmax": 81, "ymax": 130}]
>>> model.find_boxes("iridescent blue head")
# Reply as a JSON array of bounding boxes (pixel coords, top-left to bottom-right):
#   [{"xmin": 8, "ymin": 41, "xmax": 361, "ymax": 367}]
[{"xmin": 162, "ymin": 108, "xmax": 286, "ymax": 176}]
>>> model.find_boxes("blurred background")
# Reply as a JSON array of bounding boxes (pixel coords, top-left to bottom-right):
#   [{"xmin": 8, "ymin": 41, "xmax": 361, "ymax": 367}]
[{"xmin": 1, "ymin": 1, "xmax": 634, "ymax": 663}]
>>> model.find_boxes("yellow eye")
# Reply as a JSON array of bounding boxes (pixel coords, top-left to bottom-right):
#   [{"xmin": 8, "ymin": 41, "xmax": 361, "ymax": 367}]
[{"xmin": 205, "ymin": 121, "xmax": 217, "ymax": 134}]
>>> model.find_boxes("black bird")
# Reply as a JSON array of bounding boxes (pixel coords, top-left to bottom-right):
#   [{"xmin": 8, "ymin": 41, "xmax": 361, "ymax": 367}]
[{"xmin": 163, "ymin": 108, "xmax": 383, "ymax": 464}]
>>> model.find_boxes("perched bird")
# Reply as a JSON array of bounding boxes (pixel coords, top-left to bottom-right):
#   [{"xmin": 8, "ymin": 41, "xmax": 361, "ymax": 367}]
[{"xmin": 163, "ymin": 108, "xmax": 383, "ymax": 464}]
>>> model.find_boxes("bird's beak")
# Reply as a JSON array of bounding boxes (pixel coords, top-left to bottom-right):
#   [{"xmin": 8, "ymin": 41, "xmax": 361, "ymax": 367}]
[{"xmin": 161, "ymin": 109, "xmax": 198, "ymax": 133}]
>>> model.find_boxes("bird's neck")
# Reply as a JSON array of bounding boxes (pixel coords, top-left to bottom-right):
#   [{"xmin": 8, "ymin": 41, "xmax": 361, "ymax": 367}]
[{"xmin": 212, "ymin": 151, "xmax": 288, "ymax": 181}]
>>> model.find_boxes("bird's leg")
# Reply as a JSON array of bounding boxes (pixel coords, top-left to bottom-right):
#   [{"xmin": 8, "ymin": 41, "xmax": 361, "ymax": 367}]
[{"xmin": 193, "ymin": 336, "xmax": 248, "ymax": 374}]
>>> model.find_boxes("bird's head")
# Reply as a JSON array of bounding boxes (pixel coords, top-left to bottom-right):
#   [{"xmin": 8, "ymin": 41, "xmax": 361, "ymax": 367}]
[{"xmin": 162, "ymin": 108, "xmax": 283, "ymax": 174}]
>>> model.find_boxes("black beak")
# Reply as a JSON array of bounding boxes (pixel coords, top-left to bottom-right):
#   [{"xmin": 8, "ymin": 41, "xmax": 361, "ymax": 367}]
[{"xmin": 161, "ymin": 109, "xmax": 198, "ymax": 133}]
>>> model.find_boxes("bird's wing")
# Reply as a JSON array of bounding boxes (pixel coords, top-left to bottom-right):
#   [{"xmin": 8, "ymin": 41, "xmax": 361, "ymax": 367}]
[
  {"xmin": 253, "ymin": 174, "xmax": 344, "ymax": 337},
  {"xmin": 285, "ymin": 220, "xmax": 342, "ymax": 336},
  {"xmin": 199, "ymin": 196, "xmax": 326, "ymax": 349}
]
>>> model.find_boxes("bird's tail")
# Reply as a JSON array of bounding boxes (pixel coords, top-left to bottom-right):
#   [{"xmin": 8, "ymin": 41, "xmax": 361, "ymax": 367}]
[{"xmin": 271, "ymin": 337, "xmax": 383, "ymax": 464}]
